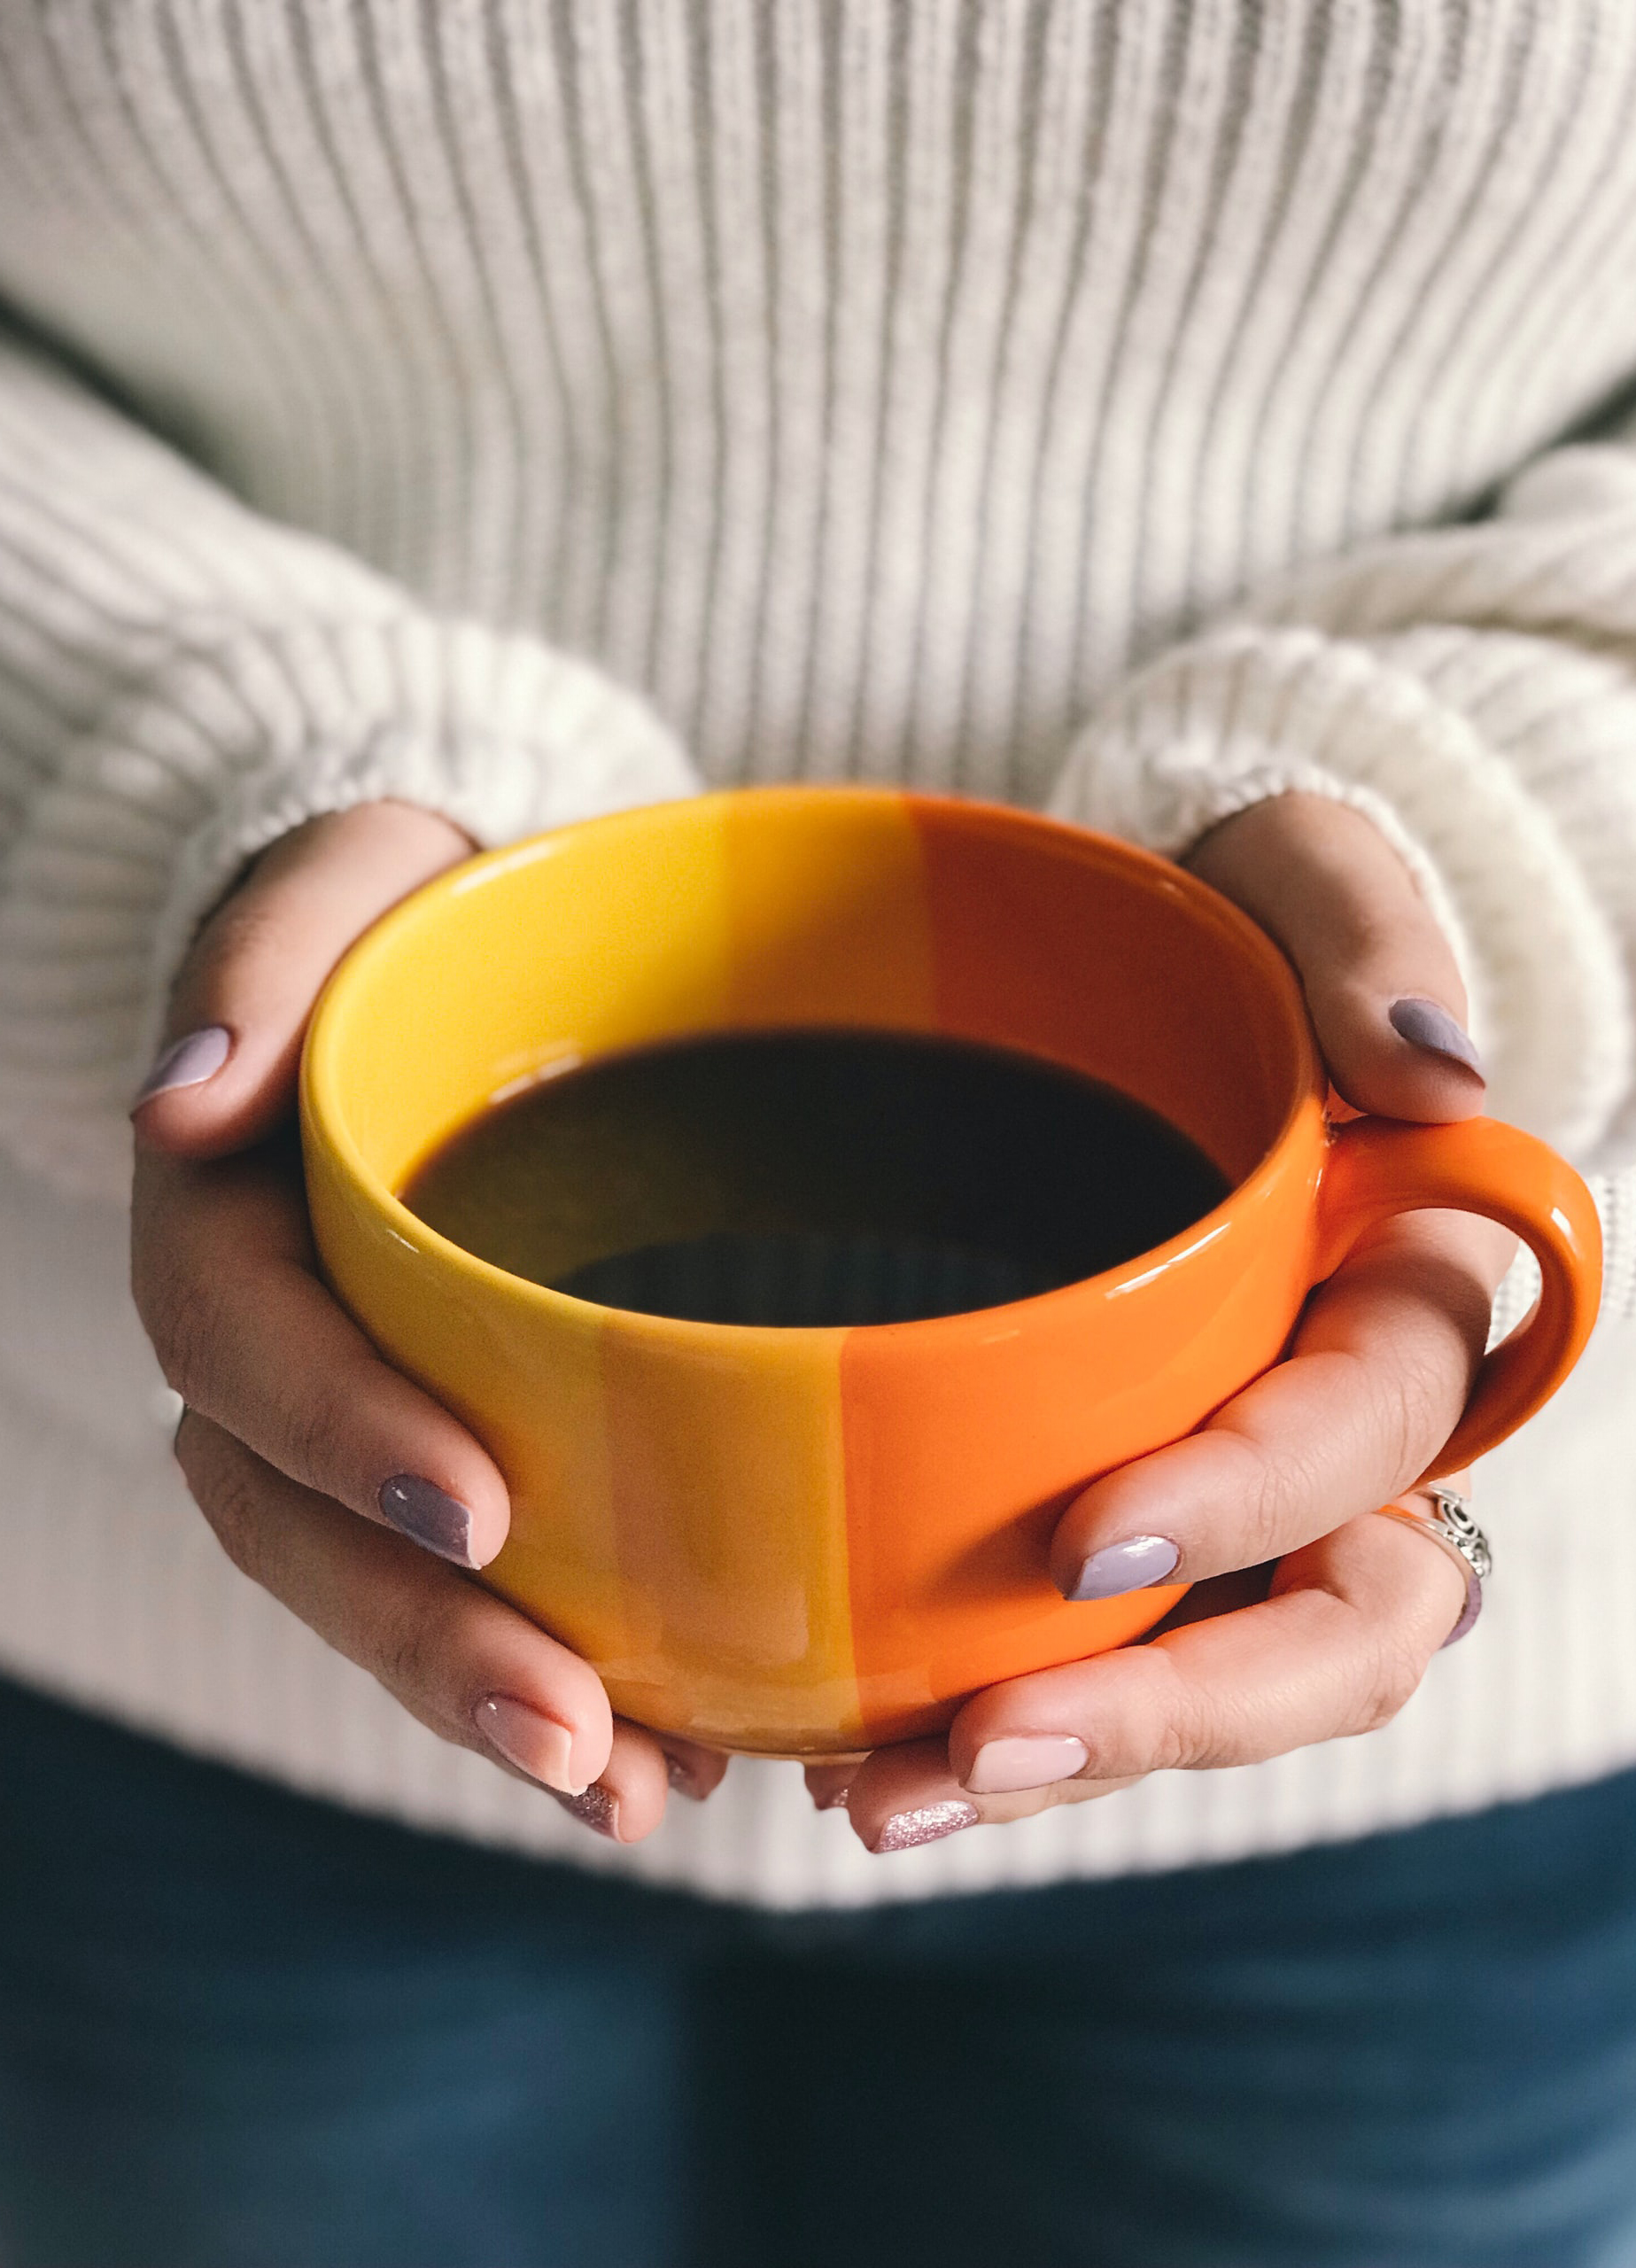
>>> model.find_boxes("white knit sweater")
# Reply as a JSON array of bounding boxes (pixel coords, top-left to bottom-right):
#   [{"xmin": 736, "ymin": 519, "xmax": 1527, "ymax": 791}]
[{"xmin": 3, "ymin": 0, "xmax": 1636, "ymax": 1907}]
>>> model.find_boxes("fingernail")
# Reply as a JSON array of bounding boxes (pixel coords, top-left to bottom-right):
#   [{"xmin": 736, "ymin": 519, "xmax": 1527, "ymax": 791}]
[
  {"xmin": 552, "ymin": 1784, "xmax": 618, "ymax": 1839},
  {"xmin": 132, "ymin": 1025, "xmax": 231, "ymax": 1108},
  {"xmin": 869, "ymin": 1799, "xmax": 979, "ymax": 1854},
  {"xmin": 814, "ymin": 1784, "xmax": 852, "ymax": 1813},
  {"xmin": 965, "ymin": 1734, "xmax": 1089, "ymax": 1795},
  {"xmin": 378, "ymin": 1474, "xmax": 477, "ymax": 1567},
  {"xmin": 474, "ymin": 1694, "xmax": 582, "ymax": 1795},
  {"xmin": 664, "ymin": 1753, "xmax": 709, "ymax": 1801},
  {"xmin": 1066, "ymin": 1534, "xmax": 1180, "ymax": 1602},
  {"xmin": 1388, "ymin": 998, "xmax": 1484, "ymax": 1077}
]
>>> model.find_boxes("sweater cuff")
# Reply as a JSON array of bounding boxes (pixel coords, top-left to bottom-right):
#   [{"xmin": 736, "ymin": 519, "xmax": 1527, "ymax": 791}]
[
  {"xmin": 1048, "ymin": 625, "xmax": 1632, "ymax": 1165},
  {"xmin": 0, "ymin": 615, "xmax": 699, "ymax": 1201}
]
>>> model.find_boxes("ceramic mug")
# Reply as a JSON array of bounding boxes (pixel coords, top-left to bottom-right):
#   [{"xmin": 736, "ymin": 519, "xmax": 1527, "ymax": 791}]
[{"xmin": 300, "ymin": 787, "xmax": 1603, "ymax": 1756}]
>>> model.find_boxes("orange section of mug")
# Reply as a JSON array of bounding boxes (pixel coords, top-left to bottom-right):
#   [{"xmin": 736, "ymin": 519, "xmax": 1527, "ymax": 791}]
[
  {"xmin": 834, "ymin": 1212, "xmax": 1316, "ymax": 1744},
  {"xmin": 834, "ymin": 798, "xmax": 1320, "ymax": 1747},
  {"xmin": 903, "ymin": 797, "xmax": 1297, "ymax": 1177}
]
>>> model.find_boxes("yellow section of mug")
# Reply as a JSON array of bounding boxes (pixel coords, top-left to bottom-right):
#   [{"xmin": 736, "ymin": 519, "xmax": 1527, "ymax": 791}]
[
  {"xmin": 307, "ymin": 796, "xmax": 740, "ymax": 1190},
  {"xmin": 721, "ymin": 786, "xmax": 939, "ymax": 1031},
  {"xmin": 517, "ymin": 1312, "xmax": 861, "ymax": 1750},
  {"xmin": 301, "ymin": 791, "xmax": 878, "ymax": 1751}
]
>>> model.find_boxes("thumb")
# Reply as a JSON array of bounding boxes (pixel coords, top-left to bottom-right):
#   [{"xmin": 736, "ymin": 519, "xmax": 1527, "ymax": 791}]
[
  {"xmin": 132, "ymin": 801, "xmax": 476, "ymax": 1160},
  {"xmin": 1184, "ymin": 793, "xmax": 1486, "ymax": 1123}
]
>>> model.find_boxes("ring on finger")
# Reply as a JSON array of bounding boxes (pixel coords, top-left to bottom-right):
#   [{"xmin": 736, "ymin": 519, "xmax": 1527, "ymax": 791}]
[{"xmin": 1375, "ymin": 1483, "xmax": 1491, "ymax": 1648}]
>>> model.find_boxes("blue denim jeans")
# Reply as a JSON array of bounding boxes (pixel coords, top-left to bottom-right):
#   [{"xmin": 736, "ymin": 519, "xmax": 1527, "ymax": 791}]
[{"xmin": 4, "ymin": 1675, "xmax": 1636, "ymax": 2268}]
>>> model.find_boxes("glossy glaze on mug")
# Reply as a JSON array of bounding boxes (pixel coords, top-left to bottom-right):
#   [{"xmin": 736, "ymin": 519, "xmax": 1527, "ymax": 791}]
[{"xmin": 301, "ymin": 788, "xmax": 1602, "ymax": 1755}]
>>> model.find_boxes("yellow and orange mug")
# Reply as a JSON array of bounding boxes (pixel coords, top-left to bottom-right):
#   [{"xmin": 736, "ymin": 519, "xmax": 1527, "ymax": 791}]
[{"xmin": 300, "ymin": 787, "xmax": 1603, "ymax": 1757}]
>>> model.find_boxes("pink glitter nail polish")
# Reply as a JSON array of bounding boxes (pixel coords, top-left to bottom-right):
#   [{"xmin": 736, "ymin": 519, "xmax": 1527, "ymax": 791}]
[
  {"xmin": 870, "ymin": 1798, "xmax": 978, "ymax": 1854},
  {"xmin": 553, "ymin": 1784, "xmax": 617, "ymax": 1838}
]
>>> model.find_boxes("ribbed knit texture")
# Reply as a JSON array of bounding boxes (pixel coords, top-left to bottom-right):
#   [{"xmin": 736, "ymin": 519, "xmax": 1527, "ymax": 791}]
[{"xmin": 2, "ymin": 0, "xmax": 1636, "ymax": 1905}]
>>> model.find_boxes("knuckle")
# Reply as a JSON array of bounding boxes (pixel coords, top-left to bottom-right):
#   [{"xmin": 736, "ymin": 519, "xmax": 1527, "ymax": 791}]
[
  {"xmin": 176, "ymin": 1425, "xmax": 272, "ymax": 1587},
  {"xmin": 1232, "ymin": 1435, "xmax": 1320, "ymax": 1565},
  {"xmin": 1146, "ymin": 1713, "xmax": 1198, "ymax": 1774},
  {"xmin": 368, "ymin": 1583, "xmax": 445, "ymax": 1703},
  {"xmin": 128, "ymin": 1218, "xmax": 175, "ymax": 1355},
  {"xmin": 1175, "ymin": 1689, "xmax": 1255, "ymax": 1771},
  {"xmin": 171, "ymin": 1404, "xmax": 204, "ymax": 1487},
  {"xmin": 209, "ymin": 1474, "xmax": 272, "ymax": 1587},
  {"xmin": 1353, "ymin": 1629, "xmax": 1426, "ymax": 1734},
  {"xmin": 279, "ymin": 1386, "xmax": 349, "ymax": 1497},
  {"xmin": 200, "ymin": 886, "xmax": 285, "ymax": 976},
  {"xmin": 1238, "ymin": 1475, "xmax": 1291, "ymax": 1565},
  {"xmin": 366, "ymin": 1589, "xmax": 466, "ymax": 1725},
  {"xmin": 1369, "ymin": 1344, "xmax": 1454, "ymax": 1491},
  {"xmin": 137, "ymin": 1253, "xmax": 224, "ymax": 1407},
  {"xmin": 1138, "ymin": 1653, "xmax": 1229, "ymax": 1773}
]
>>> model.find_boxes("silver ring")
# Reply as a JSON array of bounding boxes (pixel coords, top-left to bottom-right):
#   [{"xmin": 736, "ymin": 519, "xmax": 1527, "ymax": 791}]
[{"xmin": 1378, "ymin": 1483, "xmax": 1490, "ymax": 1647}]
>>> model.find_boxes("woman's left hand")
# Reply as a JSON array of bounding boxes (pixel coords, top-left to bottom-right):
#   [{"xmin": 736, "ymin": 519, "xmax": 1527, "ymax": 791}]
[{"xmin": 807, "ymin": 795, "xmax": 1509, "ymax": 1853}]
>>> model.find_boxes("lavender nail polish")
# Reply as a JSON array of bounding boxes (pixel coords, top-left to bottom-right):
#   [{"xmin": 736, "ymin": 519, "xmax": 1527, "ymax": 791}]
[
  {"xmin": 378, "ymin": 1475, "xmax": 476, "ymax": 1566},
  {"xmin": 870, "ymin": 1798, "xmax": 978, "ymax": 1854},
  {"xmin": 133, "ymin": 1025, "xmax": 230, "ymax": 1108},
  {"xmin": 1066, "ymin": 1533, "xmax": 1180, "ymax": 1602},
  {"xmin": 553, "ymin": 1785, "xmax": 618, "ymax": 1838},
  {"xmin": 1388, "ymin": 998, "xmax": 1484, "ymax": 1076}
]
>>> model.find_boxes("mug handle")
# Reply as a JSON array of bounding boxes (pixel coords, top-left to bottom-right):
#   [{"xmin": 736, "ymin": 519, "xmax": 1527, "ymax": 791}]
[{"xmin": 1313, "ymin": 1116, "xmax": 1603, "ymax": 1481}]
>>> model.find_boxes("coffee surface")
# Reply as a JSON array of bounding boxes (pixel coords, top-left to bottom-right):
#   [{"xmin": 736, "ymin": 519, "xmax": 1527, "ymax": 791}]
[{"xmin": 400, "ymin": 1029, "xmax": 1229, "ymax": 1327}]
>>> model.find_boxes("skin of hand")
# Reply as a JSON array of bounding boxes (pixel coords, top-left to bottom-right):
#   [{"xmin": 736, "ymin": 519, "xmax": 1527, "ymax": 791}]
[
  {"xmin": 805, "ymin": 792, "xmax": 1510, "ymax": 1854},
  {"xmin": 130, "ymin": 801, "xmax": 727, "ymax": 1845}
]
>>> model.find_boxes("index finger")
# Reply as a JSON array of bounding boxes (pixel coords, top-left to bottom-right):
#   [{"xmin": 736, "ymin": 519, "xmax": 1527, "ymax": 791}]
[{"xmin": 1050, "ymin": 1206, "xmax": 1510, "ymax": 1601}]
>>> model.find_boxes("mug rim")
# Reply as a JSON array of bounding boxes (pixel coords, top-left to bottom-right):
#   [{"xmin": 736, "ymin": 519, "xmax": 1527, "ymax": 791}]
[{"xmin": 300, "ymin": 786, "xmax": 1327, "ymax": 1348}]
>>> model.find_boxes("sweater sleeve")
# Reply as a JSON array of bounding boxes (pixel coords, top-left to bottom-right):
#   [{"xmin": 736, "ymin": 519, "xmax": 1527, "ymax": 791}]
[
  {"xmin": 1049, "ymin": 414, "xmax": 1636, "ymax": 1194},
  {"xmin": 0, "ymin": 332, "xmax": 701, "ymax": 1201}
]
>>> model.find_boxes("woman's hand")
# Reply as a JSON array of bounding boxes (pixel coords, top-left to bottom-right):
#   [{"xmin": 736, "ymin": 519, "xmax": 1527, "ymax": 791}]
[
  {"xmin": 131, "ymin": 802, "xmax": 725, "ymax": 1841},
  {"xmin": 808, "ymin": 795, "xmax": 1508, "ymax": 1853}
]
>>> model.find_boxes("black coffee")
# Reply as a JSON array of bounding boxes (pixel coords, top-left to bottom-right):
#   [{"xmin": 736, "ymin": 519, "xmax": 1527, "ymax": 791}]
[{"xmin": 400, "ymin": 1029, "xmax": 1229, "ymax": 1328}]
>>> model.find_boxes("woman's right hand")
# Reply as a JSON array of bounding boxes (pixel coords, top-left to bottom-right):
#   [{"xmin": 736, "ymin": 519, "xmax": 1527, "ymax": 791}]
[{"xmin": 130, "ymin": 800, "xmax": 725, "ymax": 1840}]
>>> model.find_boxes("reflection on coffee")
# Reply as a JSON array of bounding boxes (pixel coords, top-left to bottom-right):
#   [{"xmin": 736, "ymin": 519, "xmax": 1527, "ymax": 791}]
[{"xmin": 399, "ymin": 1029, "xmax": 1230, "ymax": 1329}]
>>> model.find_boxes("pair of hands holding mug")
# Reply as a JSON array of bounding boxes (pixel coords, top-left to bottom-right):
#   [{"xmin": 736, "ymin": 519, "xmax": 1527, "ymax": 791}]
[{"xmin": 131, "ymin": 794, "xmax": 1502, "ymax": 1852}]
